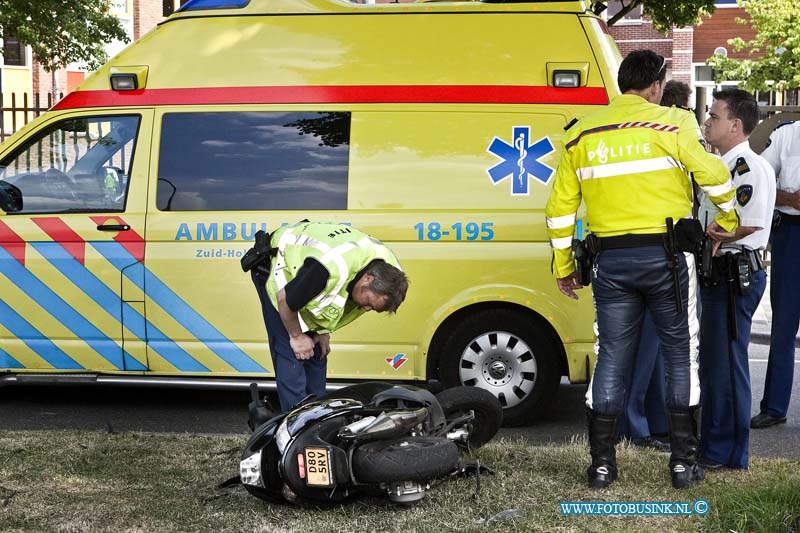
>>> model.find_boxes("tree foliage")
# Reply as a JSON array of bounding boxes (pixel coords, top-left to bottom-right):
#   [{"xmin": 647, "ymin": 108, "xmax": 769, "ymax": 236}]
[
  {"xmin": 706, "ymin": 0, "xmax": 799, "ymax": 91},
  {"xmin": 285, "ymin": 113, "xmax": 351, "ymax": 148},
  {"xmin": 603, "ymin": 0, "xmax": 716, "ymax": 34},
  {"xmin": 0, "ymin": 0, "xmax": 129, "ymax": 72}
]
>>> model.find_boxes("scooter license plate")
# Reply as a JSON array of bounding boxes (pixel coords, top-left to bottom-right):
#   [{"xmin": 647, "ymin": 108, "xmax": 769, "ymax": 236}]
[{"xmin": 303, "ymin": 447, "xmax": 334, "ymax": 487}]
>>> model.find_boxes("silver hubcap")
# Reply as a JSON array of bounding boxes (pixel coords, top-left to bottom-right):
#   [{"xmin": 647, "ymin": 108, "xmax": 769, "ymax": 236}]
[
  {"xmin": 458, "ymin": 330, "xmax": 538, "ymax": 409},
  {"xmin": 488, "ymin": 361, "xmax": 508, "ymax": 380}
]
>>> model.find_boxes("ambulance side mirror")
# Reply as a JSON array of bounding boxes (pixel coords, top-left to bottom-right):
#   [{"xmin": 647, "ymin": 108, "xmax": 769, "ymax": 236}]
[{"xmin": 0, "ymin": 181, "xmax": 23, "ymax": 213}]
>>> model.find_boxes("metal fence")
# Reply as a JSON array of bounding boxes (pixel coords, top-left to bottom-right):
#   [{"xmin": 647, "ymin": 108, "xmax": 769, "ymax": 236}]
[
  {"xmin": 1, "ymin": 92, "xmax": 63, "ymax": 144},
  {"xmin": 758, "ymin": 105, "xmax": 800, "ymax": 121}
]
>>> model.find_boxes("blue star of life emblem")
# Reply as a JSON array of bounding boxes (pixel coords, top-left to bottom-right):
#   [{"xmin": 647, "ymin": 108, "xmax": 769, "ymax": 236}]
[{"xmin": 487, "ymin": 126, "xmax": 556, "ymax": 195}]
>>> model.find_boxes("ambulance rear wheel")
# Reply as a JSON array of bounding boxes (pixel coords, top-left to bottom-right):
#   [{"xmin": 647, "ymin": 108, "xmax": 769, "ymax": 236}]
[{"xmin": 439, "ymin": 309, "xmax": 560, "ymax": 427}]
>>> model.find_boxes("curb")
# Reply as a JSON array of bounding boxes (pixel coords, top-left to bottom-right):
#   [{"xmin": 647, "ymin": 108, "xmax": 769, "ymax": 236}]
[
  {"xmin": 751, "ymin": 332, "xmax": 770, "ymax": 346},
  {"xmin": 750, "ymin": 331, "xmax": 800, "ymax": 348}
]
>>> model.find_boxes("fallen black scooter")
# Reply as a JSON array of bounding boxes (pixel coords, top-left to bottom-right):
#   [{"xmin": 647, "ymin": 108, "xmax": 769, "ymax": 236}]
[{"xmin": 239, "ymin": 381, "xmax": 502, "ymax": 505}]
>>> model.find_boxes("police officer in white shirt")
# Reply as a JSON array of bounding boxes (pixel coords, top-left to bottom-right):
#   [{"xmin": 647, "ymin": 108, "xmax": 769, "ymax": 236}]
[
  {"xmin": 751, "ymin": 119, "xmax": 800, "ymax": 429},
  {"xmin": 697, "ymin": 89, "xmax": 776, "ymax": 469}
]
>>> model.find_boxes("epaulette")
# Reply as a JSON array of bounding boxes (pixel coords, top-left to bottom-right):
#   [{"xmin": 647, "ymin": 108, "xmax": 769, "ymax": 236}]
[
  {"xmin": 734, "ymin": 156, "xmax": 750, "ymax": 175},
  {"xmin": 676, "ymin": 105, "xmax": 692, "ymax": 112},
  {"xmin": 766, "ymin": 120, "xmax": 794, "ymax": 148},
  {"xmin": 564, "ymin": 117, "xmax": 579, "ymax": 131}
]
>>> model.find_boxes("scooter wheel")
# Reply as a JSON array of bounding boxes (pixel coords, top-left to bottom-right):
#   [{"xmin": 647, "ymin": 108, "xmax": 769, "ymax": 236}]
[
  {"xmin": 436, "ymin": 386, "xmax": 502, "ymax": 450},
  {"xmin": 352, "ymin": 436, "xmax": 459, "ymax": 483}
]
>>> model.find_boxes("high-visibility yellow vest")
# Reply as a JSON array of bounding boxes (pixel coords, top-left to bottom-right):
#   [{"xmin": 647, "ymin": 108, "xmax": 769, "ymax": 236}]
[
  {"xmin": 266, "ymin": 221, "xmax": 402, "ymax": 333},
  {"xmin": 545, "ymin": 94, "xmax": 739, "ymax": 278}
]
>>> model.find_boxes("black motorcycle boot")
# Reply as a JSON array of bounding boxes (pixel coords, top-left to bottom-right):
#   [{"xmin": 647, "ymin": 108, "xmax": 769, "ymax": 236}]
[
  {"xmin": 586, "ymin": 408, "xmax": 619, "ymax": 489},
  {"xmin": 687, "ymin": 405, "xmax": 700, "ymax": 461},
  {"xmin": 668, "ymin": 408, "xmax": 705, "ymax": 489}
]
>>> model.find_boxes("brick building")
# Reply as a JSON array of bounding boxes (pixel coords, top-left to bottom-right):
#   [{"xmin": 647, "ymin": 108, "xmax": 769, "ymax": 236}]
[
  {"xmin": 607, "ymin": 0, "xmax": 796, "ymax": 117},
  {"xmin": 1, "ymin": 0, "xmax": 176, "ymax": 102},
  {"xmin": 50, "ymin": 0, "xmax": 166, "ymax": 95}
]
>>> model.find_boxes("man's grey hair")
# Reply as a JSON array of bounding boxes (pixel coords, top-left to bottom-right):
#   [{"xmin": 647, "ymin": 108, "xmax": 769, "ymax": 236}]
[{"xmin": 365, "ymin": 260, "xmax": 409, "ymax": 313}]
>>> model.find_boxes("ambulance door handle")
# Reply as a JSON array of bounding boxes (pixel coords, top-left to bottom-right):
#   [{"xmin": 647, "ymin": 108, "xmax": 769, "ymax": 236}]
[{"xmin": 97, "ymin": 224, "xmax": 131, "ymax": 232}]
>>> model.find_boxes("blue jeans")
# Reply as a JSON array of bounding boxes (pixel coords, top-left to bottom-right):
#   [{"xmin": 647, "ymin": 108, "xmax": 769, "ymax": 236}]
[
  {"xmin": 252, "ymin": 271, "xmax": 327, "ymax": 412},
  {"xmin": 698, "ymin": 268, "xmax": 766, "ymax": 468},
  {"xmin": 587, "ymin": 245, "xmax": 699, "ymax": 416}
]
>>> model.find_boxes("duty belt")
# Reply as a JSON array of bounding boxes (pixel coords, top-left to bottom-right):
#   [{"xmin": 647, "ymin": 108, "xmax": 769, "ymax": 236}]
[
  {"xmin": 595, "ymin": 233, "xmax": 665, "ymax": 250},
  {"xmin": 778, "ymin": 213, "xmax": 800, "ymax": 225},
  {"xmin": 743, "ymin": 248, "xmax": 765, "ymax": 272},
  {"xmin": 719, "ymin": 248, "xmax": 765, "ymax": 272}
]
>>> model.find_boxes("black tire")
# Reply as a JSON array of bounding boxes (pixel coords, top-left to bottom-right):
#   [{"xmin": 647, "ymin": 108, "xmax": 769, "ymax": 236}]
[
  {"xmin": 352, "ymin": 437, "xmax": 459, "ymax": 483},
  {"xmin": 439, "ymin": 309, "xmax": 561, "ymax": 427},
  {"xmin": 435, "ymin": 386, "xmax": 502, "ymax": 449}
]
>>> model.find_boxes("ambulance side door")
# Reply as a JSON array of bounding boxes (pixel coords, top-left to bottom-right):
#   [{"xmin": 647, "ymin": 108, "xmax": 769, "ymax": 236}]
[{"xmin": 0, "ymin": 110, "xmax": 153, "ymax": 373}]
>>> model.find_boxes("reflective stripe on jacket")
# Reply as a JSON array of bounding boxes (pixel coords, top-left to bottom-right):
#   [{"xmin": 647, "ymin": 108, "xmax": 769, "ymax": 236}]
[
  {"xmin": 545, "ymin": 94, "xmax": 739, "ymax": 278},
  {"xmin": 266, "ymin": 221, "xmax": 401, "ymax": 333}
]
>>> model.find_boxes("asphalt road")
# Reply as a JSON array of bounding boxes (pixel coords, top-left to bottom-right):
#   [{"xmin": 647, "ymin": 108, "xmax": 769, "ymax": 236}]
[
  {"xmin": 1, "ymin": 342, "xmax": 798, "ymax": 460},
  {"xmin": 498, "ymin": 342, "xmax": 800, "ymax": 460}
]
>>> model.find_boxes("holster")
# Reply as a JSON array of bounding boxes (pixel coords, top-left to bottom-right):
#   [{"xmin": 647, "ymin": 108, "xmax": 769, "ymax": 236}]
[
  {"xmin": 671, "ymin": 217, "xmax": 714, "ymax": 288},
  {"xmin": 572, "ymin": 234, "xmax": 598, "ymax": 287},
  {"xmin": 705, "ymin": 251, "xmax": 754, "ymax": 296},
  {"xmin": 731, "ymin": 253, "xmax": 753, "ymax": 296},
  {"xmin": 240, "ymin": 230, "xmax": 275, "ymax": 274},
  {"xmin": 664, "ymin": 218, "xmax": 683, "ymax": 313},
  {"xmin": 673, "ymin": 218, "xmax": 704, "ymax": 254},
  {"xmin": 699, "ymin": 236, "xmax": 717, "ymax": 287}
]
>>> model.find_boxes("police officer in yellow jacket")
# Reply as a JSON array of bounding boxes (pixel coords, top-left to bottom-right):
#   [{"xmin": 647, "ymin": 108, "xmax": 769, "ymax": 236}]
[
  {"xmin": 545, "ymin": 50, "xmax": 739, "ymax": 489},
  {"xmin": 251, "ymin": 221, "xmax": 408, "ymax": 411}
]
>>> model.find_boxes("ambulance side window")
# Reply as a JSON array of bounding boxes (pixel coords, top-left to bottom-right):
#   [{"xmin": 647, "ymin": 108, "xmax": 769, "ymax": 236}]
[
  {"xmin": 0, "ymin": 115, "xmax": 141, "ymax": 214},
  {"xmin": 156, "ymin": 112, "xmax": 350, "ymax": 211}
]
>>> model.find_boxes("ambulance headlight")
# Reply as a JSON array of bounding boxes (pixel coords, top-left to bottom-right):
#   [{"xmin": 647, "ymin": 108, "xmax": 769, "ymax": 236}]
[
  {"xmin": 553, "ymin": 71, "xmax": 581, "ymax": 88},
  {"xmin": 240, "ymin": 451, "xmax": 264, "ymax": 487},
  {"xmin": 110, "ymin": 73, "xmax": 138, "ymax": 91}
]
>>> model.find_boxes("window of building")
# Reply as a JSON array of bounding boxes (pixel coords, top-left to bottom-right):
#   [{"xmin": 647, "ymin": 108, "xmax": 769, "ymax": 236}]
[
  {"xmin": 2, "ymin": 35, "xmax": 26, "ymax": 66},
  {"xmin": 605, "ymin": 1, "xmax": 643, "ymax": 23},
  {"xmin": 157, "ymin": 112, "xmax": 351, "ymax": 211},
  {"xmin": 0, "ymin": 115, "xmax": 141, "ymax": 213},
  {"xmin": 695, "ymin": 65, "xmax": 715, "ymax": 83},
  {"xmin": 755, "ymin": 90, "xmax": 775, "ymax": 106},
  {"xmin": 163, "ymin": 0, "xmax": 192, "ymax": 17}
]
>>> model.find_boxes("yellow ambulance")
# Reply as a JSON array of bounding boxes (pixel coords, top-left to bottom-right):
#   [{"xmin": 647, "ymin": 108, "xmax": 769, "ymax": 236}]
[{"xmin": 0, "ymin": 0, "xmax": 620, "ymax": 425}]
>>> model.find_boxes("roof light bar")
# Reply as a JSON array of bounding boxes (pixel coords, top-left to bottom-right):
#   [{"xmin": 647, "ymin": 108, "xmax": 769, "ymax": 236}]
[{"xmin": 179, "ymin": 0, "xmax": 250, "ymax": 11}]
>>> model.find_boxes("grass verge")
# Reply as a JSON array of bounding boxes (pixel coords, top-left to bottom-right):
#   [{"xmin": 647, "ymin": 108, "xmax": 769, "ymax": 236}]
[{"xmin": 1, "ymin": 431, "xmax": 799, "ymax": 532}]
